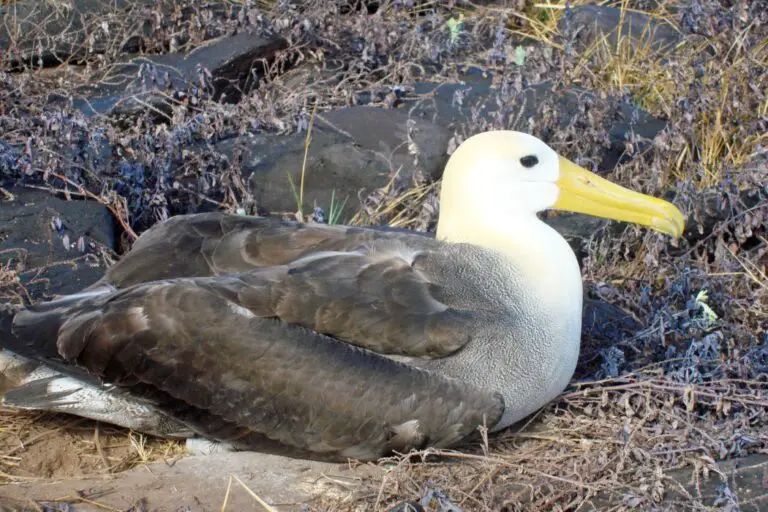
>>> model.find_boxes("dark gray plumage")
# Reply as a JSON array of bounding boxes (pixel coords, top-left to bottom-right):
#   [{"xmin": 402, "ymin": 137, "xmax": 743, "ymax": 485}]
[{"xmin": 11, "ymin": 213, "xmax": 506, "ymax": 461}]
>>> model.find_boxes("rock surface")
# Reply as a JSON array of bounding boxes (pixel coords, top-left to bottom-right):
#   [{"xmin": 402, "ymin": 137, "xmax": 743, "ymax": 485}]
[
  {"xmin": 0, "ymin": 0, "xmax": 156, "ymax": 67},
  {"xmin": 0, "ymin": 186, "xmax": 115, "ymax": 362},
  {"xmin": 590, "ymin": 454, "xmax": 768, "ymax": 511},
  {"xmin": 0, "ymin": 0, "xmax": 250, "ymax": 68},
  {"xmin": 210, "ymin": 106, "xmax": 451, "ymax": 221},
  {"xmin": 559, "ymin": 5, "xmax": 683, "ymax": 53},
  {"xmin": 0, "ymin": 186, "xmax": 115, "ymax": 301},
  {"xmin": 409, "ymin": 78, "xmax": 668, "ymax": 171},
  {"xmin": 69, "ymin": 30, "xmax": 288, "ymax": 119}
]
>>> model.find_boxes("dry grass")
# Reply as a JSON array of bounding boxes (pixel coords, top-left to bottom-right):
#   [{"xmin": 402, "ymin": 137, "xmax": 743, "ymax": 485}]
[
  {"xmin": 0, "ymin": 408, "xmax": 186, "ymax": 484},
  {"xmin": 460, "ymin": 0, "xmax": 767, "ymax": 191}
]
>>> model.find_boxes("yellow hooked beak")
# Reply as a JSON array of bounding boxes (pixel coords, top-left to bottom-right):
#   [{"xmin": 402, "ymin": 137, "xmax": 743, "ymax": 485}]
[{"xmin": 553, "ymin": 156, "xmax": 685, "ymax": 237}]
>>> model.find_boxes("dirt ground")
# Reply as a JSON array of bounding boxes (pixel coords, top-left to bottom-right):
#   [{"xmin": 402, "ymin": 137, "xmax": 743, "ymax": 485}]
[
  {"xmin": 1, "ymin": 417, "xmax": 766, "ymax": 511},
  {"xmin": 0, "ymin": 413, "xmax": 171, "ymax": 480},
  {"xmin": 0, "ymin": 410, "xmax": 366, "ymax": 511},
  {"xmin": 0, "ymin": 443, "xmax": 369, "ymax": 511}
]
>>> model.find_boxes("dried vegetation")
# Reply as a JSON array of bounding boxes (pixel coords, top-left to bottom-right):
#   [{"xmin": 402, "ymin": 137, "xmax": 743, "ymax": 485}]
[{"xmin": 0, "ymin": 0, "xmax": 766, "ymax": 510}]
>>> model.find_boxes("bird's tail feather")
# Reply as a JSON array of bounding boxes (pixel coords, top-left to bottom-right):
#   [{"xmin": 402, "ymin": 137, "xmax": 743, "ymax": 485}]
[
  {"xmin": 2, "ymin": 375, "xmax": 85, "ymax": 410},
  {"xmin": 10, "ymin": 284, "xmax": 117, "ymax": 361},
  {"xmin": 2, "ymin": 374, "xmax": 196, "ymax": 439}
]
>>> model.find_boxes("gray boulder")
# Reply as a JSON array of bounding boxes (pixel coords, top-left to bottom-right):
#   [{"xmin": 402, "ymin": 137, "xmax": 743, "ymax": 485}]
[
  {"xmin": 69, "ymin": 30, "xmax": 288, "ymax": 119},
  {"xmin": 559, "ymin": 4, "xmax": 683, "ymax": 54}
]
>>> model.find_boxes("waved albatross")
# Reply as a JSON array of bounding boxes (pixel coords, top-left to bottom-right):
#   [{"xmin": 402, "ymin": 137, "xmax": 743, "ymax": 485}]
[{"xmin": 5, "ymin": 131, "xmax": 685, "ymax": 462}]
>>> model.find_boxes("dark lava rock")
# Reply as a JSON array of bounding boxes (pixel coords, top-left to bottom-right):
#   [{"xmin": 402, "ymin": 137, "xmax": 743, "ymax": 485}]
[
  {"xmin": 0, "ymin": 0, "xmax": 246, "ymax": 69},
  {"xmin": 664, "ymin": 454, "xmax": 768, "ymax": 510},
  {"xmin": 576, "ymin": 297, "xmax": 643, "ymax": 379},
  {"xmin": 0, "ymin": 0, "xmax": 156, "ymax": 68},
  {"xmin": 0, "ymin": 186, "xmax": 114, "ymax": 302},
  {"xmin": 410, "ymin": 79, "xmax": 668, "ymax": 172},
  {"xmin": 541, "ymin": 213, "xmax": 608, "ymax": 257},
  {"xmin": 0, "ymin": 140, "xmax": 20, "ymax": 177},
  {"xmin": 211, "ymin": 106, "xmax": 451, "ymax": 222},
  {"xmin": 68, "ymin": 29, "xmax": 288, "ymax": 119},
  {"xmin": 0, "ymin": 186, "xmax": 115, "ymax": 358},
  {"xmin": 587, "ymin": 454, "xmax": 768, "ymax": 511},
  {"xmin": 559, "ymin": 5, "xmax": 683, "ymax": 54}
]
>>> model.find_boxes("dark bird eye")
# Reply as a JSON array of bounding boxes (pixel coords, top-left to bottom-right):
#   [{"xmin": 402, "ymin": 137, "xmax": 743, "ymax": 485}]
[{"xmin": 520, "ymin": 155, "xmax": 539, "ymax": 168}]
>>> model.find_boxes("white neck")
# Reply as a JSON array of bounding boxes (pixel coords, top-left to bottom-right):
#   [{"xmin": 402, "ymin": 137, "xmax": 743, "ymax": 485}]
[
  {"xmin": 436, "ymin": 212, "xmax": 584, "ymax": 429},
  {"xmin": 436, "ymin": 212, "xmax": 582, "ymax": 299}
]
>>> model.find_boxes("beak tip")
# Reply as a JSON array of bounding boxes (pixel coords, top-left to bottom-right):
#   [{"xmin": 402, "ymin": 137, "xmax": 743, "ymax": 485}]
[{"xmin": 655, "ymin": 206, "xmax": 686, "ymax": 238}]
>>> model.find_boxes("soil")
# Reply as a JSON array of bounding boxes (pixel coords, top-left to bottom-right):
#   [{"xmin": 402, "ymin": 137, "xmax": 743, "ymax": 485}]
[
  {"xmin": 0, "ymin": 410, "xmax": 185, "ymax": 482},
  {"xmin": 0, "ymin": 440, "xmax": 365, "ymax": 512}
]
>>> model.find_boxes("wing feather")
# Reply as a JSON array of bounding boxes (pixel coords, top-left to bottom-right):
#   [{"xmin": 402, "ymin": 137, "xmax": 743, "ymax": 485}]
[
  {"xmin": 12, "ymin": 280, "xmax": 504, "ymax": 461},
  {"xmin": 218, "ymin": 249, "xmax": 476, "ymax": 358},
  {"xmin": 96, "ymin": 213, "xmax": 481, "ymax": 358},
  {"xmin": 10, "ymin": 212, "xmax": 510, "ymax": 460}
]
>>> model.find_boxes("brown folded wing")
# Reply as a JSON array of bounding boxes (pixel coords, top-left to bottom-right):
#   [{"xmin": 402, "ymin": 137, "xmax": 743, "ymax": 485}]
[
  {"xmin": 93, "ymin": 213, "xmax": 489, "ymax": 358},
  {"xmin": 12, "ymin": 212, "xmax": 508, "ymax": 460},
  {"xmin": 13, "ymin": 275, "xmax": 504, "ymax": 461}
]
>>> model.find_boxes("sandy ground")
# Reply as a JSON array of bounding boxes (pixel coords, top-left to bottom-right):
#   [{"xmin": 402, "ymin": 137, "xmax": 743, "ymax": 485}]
[
  {"xmin": 0, "ymin": 449, "xmax": 379, "ymax": 511},
  {"xmin": 2, "ymin": 450, "xmax": 767, "ymax": 511}
]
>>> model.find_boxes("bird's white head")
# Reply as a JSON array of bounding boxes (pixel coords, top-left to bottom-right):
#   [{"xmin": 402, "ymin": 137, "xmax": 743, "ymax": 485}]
[
  {"xmin": 433, "ymin": 131, "xmax": 686, "ymax": 430},
  {"xmin": 436, "ymin": 130, "xmax": 685, "ymax": 248}
]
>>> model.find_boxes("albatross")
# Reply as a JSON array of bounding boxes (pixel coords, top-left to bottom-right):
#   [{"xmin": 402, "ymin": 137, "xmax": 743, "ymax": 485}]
[{"xmin": 4, "ymin": 130, "xmax": 685, "ymax": 461}]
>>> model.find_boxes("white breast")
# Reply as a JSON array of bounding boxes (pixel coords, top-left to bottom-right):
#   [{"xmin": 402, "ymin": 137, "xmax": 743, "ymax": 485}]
[{"xmin": 429, "ymin": 219, "xmax": 584, "ymax": 430}]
